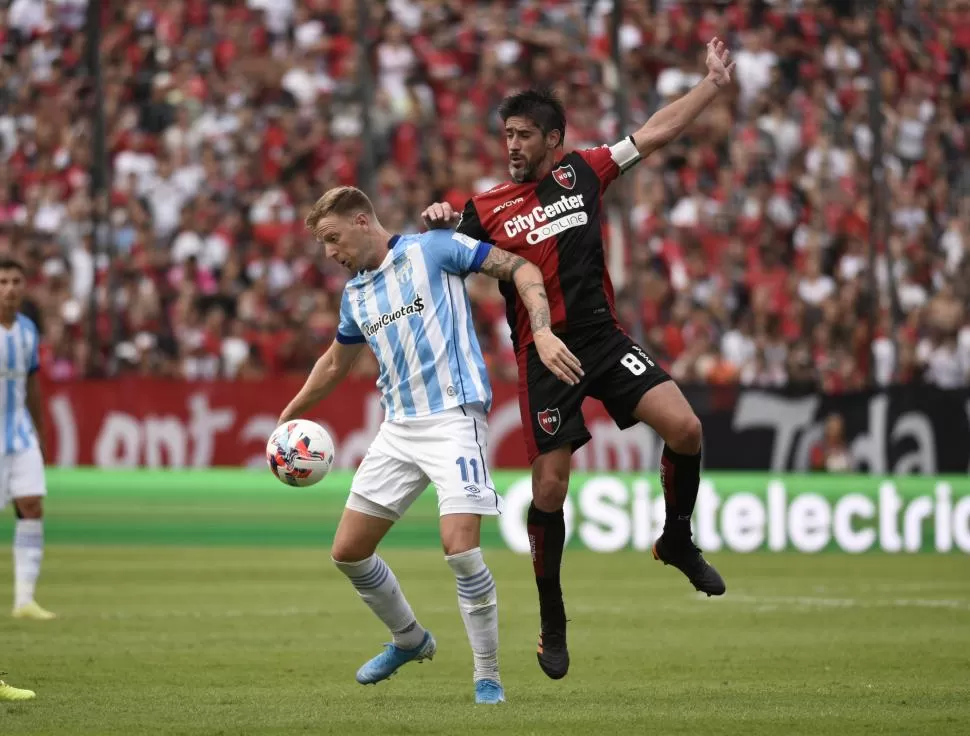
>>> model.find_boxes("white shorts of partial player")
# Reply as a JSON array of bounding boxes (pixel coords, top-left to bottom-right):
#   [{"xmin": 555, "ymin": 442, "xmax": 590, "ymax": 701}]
[{"xmin": 0, "ymin": 446, "xmax": 46, "ymax": 510}]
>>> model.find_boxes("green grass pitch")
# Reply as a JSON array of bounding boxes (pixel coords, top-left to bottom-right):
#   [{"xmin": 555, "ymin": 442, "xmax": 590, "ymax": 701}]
[{"xmin": 1, "ymin": 547, "xmax": 968, "ymax": 735}]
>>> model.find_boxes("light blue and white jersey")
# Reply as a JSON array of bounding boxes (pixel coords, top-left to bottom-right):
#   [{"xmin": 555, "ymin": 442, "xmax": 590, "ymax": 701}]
[
  {"xmin": 336, "ymin": 230, "xmax": 494, "ymax": 421},
  {"xmin": 0, "ymin": 314, "xmax": 40, "ymax": 455}
]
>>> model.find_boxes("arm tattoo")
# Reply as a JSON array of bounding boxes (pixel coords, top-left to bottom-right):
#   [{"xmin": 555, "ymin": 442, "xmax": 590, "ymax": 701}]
[
  {"xmin": 524, "ymin": 282, "xmax": 552, "ymax": 332},
  {"xmin": 480, "ymin": 248, "xmax": 553, "ymax": 332},
  {"xmin": 479, "ymin": 248, "xmax": 522, "ymax": 281}
]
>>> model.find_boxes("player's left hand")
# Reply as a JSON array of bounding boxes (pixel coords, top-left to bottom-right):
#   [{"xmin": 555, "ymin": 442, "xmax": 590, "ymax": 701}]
[
  {"xmin": 705, "ymin": 37, "xmax": 735, "ymax": 88},
  {"xmin": 534, "ymin": 329, "xmax": 584, "ymax": 385}
]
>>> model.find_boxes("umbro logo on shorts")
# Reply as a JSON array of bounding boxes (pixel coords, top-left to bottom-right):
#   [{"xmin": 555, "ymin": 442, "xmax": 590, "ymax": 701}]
[{"xmin": 537, "ymin": 408, "xmax": 561, "ymax": 436}]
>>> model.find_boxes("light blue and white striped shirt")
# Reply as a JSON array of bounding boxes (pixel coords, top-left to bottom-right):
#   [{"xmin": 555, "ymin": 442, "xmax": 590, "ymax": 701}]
[
  {"xmin": 0, "ymin": 314, "xmax": 40, "ymax": 455},
  {"xmin": 336, "ymin": 230, "xmax": 494, "ymax": 421}
]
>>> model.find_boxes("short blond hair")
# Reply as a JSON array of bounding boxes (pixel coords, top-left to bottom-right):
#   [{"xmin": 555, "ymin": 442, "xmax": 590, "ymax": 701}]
[{"xmin": 305, "ymin": 186, "xmax": 376, "ymax": 233}]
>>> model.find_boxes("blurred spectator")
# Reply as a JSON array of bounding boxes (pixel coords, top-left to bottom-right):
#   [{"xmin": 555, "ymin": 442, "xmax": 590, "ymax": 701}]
[
  {"xmin": 0, "ymin": 0, "xmax": 966, "ymax": 391},
  {"xmin": 811, "ymin": 413, "xmax": 852, "ymax": 472}
]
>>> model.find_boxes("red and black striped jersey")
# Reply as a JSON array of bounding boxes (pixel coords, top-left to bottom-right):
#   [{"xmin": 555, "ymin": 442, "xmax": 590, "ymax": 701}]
[{"xmin": 456, "ymin": 140, "xmax": 640, "ymax": 352}]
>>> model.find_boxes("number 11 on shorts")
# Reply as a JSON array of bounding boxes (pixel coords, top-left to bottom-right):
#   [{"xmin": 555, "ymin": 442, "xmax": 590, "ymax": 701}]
[{"xmin": 456, "ymin": 457, "xmax": 480, "ymax": 483}]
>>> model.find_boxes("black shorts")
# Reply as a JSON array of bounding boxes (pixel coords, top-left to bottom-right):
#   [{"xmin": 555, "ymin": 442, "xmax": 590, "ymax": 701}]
[{"xmin": 515, "ymin": 325, "xmax": 671, "ymax": 463}]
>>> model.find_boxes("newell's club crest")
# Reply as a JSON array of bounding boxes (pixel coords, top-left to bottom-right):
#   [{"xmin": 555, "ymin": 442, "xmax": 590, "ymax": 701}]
[
  {"xmin": 552, "ymin": 164, "xmax": 576, "ymax": 190},
  {"xmin": 537, "ymin": 408, "xmax": 561, "ymax": 436}
]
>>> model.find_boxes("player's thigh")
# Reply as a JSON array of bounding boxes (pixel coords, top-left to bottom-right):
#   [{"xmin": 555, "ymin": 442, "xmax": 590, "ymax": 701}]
[
  {"xmin": 348, "ymin": 427, "xmax": 430, "ymax": 523},
  {"xmin": 516, "ymin": 344, "xmax": 591, "ymax": 465},
  {"xmin": 631, "ymin": 380, "xmax": 702, "ymax": 454},
  {"xmin": 587, "ymin": 331, "xmax": 673, "ymax": 431},
  {"xmin": 9, "ymin": 447, "xmax": 46, "ymax": 518},
  {"xmin": 331, "ymin": 507, "xmax": 396, "ymax": 562},
  {"xmin": 411, "ymin": 404, "xmax": 503, "ymax": 519}
]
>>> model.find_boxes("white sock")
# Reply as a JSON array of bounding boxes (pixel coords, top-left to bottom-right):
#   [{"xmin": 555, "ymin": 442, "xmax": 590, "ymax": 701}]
[
  {"xmin": 333, "ymin": 555, "xmax": 426, "ymax": 650},
  {"xmin": 446, "ymin": 547, "xmax": 499, "ymax": 684},
  {"xmin": 13, "ymin": 519, "xmax": 44, "ymax": 609}
]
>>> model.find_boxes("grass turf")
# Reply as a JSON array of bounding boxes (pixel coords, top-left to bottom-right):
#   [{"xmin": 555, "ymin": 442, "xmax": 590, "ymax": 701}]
[{"xmin": 0, "ymin": 547, "xmax": 968, "ymax": 735}]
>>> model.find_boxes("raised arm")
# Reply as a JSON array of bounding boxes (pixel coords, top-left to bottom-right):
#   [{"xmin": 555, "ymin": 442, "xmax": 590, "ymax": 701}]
[
  {"xmin": 477, "ymin": 247, "xmax": 583, "ymax": 385},
  {"xmin": 631, "ymin": 38, "xmax": 735, "ymax": 159},
  {"xmin": 278, "ymin": 341, "xmax": 366, "ymax": 424}
]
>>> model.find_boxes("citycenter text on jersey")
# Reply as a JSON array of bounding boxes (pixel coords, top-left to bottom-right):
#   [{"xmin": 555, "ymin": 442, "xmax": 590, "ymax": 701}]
[{"xmin": 502, "ymin": 194, "xmax": 589, "ymax": 244}]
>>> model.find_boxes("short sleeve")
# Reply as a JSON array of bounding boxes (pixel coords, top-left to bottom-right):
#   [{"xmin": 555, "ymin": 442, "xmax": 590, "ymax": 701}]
[
  {"xmin": 454, "ymin": 198, "xmax": 494, "ymax": 243},
  {"xmin": 576, "ymin": 139, "xmax": 642, "ymax": 190},
  {"xmin": 335, "ymin": 289, "xmax": 365, "ymax": 345},
  {"xmin": 423, "ymin": 229, "xmax": 493, "ymax": 276}
]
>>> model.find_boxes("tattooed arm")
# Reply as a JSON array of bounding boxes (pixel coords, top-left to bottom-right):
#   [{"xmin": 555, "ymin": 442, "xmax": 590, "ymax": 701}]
[
  {"xmin": 477, "ymin": 248, "xmax": 551, "ymax": 332},
  {"xmin": 478, "ymin": 247, "xmax": 583, "ymax": 385}
]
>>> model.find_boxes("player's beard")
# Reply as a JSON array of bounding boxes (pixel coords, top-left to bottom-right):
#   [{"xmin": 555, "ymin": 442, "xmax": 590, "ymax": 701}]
[{"xmin": 509, "ymin": 155, "xmax": 540, "ymax": 183}]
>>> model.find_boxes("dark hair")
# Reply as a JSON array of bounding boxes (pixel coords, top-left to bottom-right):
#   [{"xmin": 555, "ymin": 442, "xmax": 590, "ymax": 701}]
[
  {"xmin": 498, "ymin": 88, "xmax": 567, "ymax": 146},
  {"xmin": 0, "ymin": 257, "xmax": 24, "ymax": 273}
]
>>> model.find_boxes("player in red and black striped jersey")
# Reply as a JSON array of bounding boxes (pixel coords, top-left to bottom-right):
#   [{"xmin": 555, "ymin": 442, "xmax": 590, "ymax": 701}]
[{"xmin": 423, "ymin": 39, "xmax": 735, "ymax": 680}]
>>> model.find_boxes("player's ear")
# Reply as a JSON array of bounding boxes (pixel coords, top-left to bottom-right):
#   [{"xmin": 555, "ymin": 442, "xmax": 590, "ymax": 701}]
[
  {"xmin": 546, "ymin": 129, "xmax": 562, "ymax": 150},
  {"xmin": 354, "ymin": 212, "xmax": 369, "ymax": 230}
]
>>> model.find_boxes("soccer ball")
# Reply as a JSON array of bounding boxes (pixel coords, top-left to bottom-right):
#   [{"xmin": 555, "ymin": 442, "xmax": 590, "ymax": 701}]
[{"xmin": 266, "ymin": 419, "xmax": 335, "ymax": 487}]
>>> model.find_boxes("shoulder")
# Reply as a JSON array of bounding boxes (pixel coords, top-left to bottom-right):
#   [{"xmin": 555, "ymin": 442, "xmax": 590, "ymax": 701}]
[
  {"xmin": 16, "ymin": 313, "xmax": 38, "ymax": 334},
  {"xmin": 470, "ymin": 181, "xmax": 524, "ymax": 211},
  {"xmin": 392, "ymin": 233, "xmax": 418, "ymax": 250},
  {"xmin": 570, "ymin": 146, "xmax": 608, "ymax": 165},
  {"xmin": 406, "ymin": 230, "xmax": 444, "ymax": 252},
  {"xmin": 472, "ymin": 180, "xmax": 517, "ymax": 201}
]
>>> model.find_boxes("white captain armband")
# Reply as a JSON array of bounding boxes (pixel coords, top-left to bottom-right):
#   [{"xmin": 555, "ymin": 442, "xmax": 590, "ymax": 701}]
[{"xmin": 609, "ymin": 136, "xmax": 642, "ymax": 173}]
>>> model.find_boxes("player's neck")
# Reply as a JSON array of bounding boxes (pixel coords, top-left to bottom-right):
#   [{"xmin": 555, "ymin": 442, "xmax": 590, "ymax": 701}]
[
  {"xmin": 359, "ymin": 228, "xmax": 394, "ymax": 272},
  {"xmin": 0, "ymin": 311, "xmax": 16, "ymax": 329},
  {"xmin": 535, "ymin": 159, "xmax": 557, "ymax": 180},
  {"xmin": 520, "ymin": 153, "xmax": 562, "ymax": 184}
]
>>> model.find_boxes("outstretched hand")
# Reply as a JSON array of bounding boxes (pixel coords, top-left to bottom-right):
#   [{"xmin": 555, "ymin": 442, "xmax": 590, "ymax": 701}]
[{"xmin": 705, "ymin": 37, "xmax": 735, "ymax": 88}]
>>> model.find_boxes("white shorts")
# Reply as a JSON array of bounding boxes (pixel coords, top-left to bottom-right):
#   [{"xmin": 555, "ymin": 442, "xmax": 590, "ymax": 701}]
[
  {"xmin": 0, "ymin": 446, "xmax": 47, "ymax": 511},
  {"xmin": 347, "ymin": 403, "xmax": 502, "ymax": 521}
]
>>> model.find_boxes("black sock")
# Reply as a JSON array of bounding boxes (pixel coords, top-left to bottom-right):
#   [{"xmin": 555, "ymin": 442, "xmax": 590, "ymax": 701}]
[
  {"xmin": 526, "ymin": 501, "xmax": 566, "ymax": 629},
  {"xmin": 660, "ymin": 443, "xmax": 702, "ymax": 541}
]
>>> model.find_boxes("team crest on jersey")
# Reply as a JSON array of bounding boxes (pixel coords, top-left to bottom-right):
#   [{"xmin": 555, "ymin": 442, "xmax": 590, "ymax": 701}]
[
  {"xmin": 552, "ymin": 164, "xmax": 576, "ymax": 190},
  {"xmin": 537, "ymin": 408, "xmax": 561, "ymax": 436},
  {"xmin": 393, "ymin": 256, "xmax": 413, "ymax": 284}
]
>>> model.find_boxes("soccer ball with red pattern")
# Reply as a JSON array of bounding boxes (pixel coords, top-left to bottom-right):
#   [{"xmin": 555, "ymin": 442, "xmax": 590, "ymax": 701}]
[{"xmin": 266, "ymin": 420, "xmax": 335, "ymax": 487}]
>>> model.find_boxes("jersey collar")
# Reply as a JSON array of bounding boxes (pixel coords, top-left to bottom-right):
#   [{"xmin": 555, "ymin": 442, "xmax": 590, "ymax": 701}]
[{"xmin": 355, "ymin": 236, "xmax": 400, "ymax": 278}]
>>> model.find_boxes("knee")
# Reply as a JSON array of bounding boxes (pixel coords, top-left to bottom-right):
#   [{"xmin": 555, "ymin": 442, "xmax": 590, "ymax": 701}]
[
  {"xmin": 14, "ymin": 498, "xmax": 43, "ymax": 520},
  {"xmin": 440, "ymin": 514, "xmax": 481, "ymax": 557},
  {"xmin": 664, "ymin": 413, "xmax": 703, "ymax": 455},
  {"xmin": 533, "ymin": 469, "xmax": 569, "ymax": 512},
  {"xmin": 330, "ymin": 542, "xmax": 370, "ymax": 565},
  {"xmin": 441, "ymin": 534, "xmax": 476, "ymax": 558}
]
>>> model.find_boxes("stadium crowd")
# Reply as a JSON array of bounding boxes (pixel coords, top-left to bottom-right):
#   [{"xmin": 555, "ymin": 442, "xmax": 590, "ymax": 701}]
[{"xmin": 1, "ymin": 0, "xmax": 969, "ymax": 390}]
